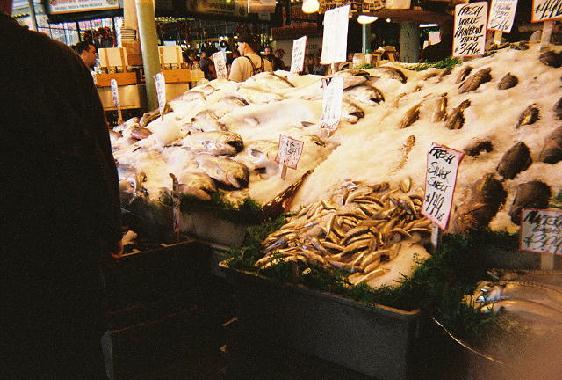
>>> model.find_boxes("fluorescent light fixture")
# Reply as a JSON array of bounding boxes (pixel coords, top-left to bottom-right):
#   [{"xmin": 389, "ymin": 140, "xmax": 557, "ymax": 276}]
[
  {"xmin": 420, "ymin": 24, "xmax": 438, "ymax": 28},
  {"xmin": 302, "ymin": 0, "xmax": 320, "ymax": 13},
  {"xmin": 357, "ymin": 15, "xmax": 377, "ymax": 25}
]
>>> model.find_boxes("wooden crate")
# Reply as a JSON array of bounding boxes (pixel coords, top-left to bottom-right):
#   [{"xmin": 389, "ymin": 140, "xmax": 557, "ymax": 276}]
[
  {"xmin": 96, "ymin": 72, "xmax": 138, "ymax": 87},
  {"xmin": 162, "ymin": 68, "xmax": 191, "ymax": 84}
]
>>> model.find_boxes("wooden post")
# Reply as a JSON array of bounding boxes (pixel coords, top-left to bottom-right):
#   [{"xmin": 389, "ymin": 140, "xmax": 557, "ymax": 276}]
[
  {"xmin": 540, "ymin": 20, "xmax": 554, "ymax": 49},
  {"xmin": 493, "ymin": 30, "xmax": 502, "ymax": 46}
]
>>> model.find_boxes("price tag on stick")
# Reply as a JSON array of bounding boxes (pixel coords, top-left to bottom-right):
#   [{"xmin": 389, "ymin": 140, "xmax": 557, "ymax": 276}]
[
  {"xmin": 290, "ymin": 36, "xmax": 307, "ymax": 74},
  {"xmin": 319, "ymin": 76, "xmax": 344, "ymax": 136},
  {"xmin": 453, "ymin": 2, "xmax": 488, "ymax": 57},
  {"xmin": 110, "ymin": 79, "xmax": 123, "ymax": 124},
  {"xmin": 212, "ymin": 51, "xmax": 228, "ymax": 79},
  {"xmin": 276, "ymin": 135, "xmax": 304, "ymax": 180},
  {"xmin": 422, "ymin": 143, "xmax": 465, "ymax": 231},
  {"xmin": 155, "ymin": 72, "xmax": 166, "ymax": 119}
]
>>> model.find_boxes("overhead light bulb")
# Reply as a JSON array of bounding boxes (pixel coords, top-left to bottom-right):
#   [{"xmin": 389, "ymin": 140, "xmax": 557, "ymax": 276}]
[
  {"xmin": 357, "ymin": 15, "xmax": 377, "ymax": 25},
  {"xmin": 386, "ymin": 18, "xmax": 391, "ymax": 23},
  {"xmin": 302, "ymin": 0, "xmax": 320, "ymax": 13}
]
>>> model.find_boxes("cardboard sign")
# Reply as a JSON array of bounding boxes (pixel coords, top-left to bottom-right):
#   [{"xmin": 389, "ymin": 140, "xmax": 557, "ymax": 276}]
[
  {"xmin": 277, "ymin": 135, "xmax": 304, "ymax": 170},
  {"xmin": 319, "ymin": 76, "xmax": 344, "ymax": 132},
  {"xmin": 531, "ymin": 0, "xmax": 562, "ymax": 22},
  {"xmin": 488, "ymin": 0, "xmax": 518, "ymax": 32},
  {"xmin": 212, "ymin": 51, "xmax": 228, "ymax": 79},
  {"xmin": 422, "ymin": 143, "xmax": 464, "ymax": 230},
  {"xmin": 321, "ymin": 5, "xmax": 350, "ymax": 64},
  {"xmin": 453, "ymin": 2, "xmax": 488, "ymax": 57},
  {"xmin": 110, "ymin": 79, "xmax": 120, "ymax": 108},
  {"xmin": 155, "ymin": 72, "xmax": 166, "ymax": 115},
  {"xmin": 520, "ymin": 208, "xmax": 562, "ymax": 254},
  {"xmin": 290, "ymin": 36, "xmax": 307, "ymax": 74}
]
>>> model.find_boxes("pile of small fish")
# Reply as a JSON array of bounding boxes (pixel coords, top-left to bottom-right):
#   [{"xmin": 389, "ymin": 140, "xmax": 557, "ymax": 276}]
[{"xmin": 257, "ymin": 179, "xmax": 431, "ymax": 284}]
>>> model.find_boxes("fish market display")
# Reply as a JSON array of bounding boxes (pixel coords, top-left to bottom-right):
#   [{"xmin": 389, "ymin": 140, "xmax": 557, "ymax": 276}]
[
  {"xmin": 111, "ymin": 41, "xmax": 561, "ymax": 250},
  {"xmin": 258, "ymin": 180, "xmax": 431, "ymax": 287}
]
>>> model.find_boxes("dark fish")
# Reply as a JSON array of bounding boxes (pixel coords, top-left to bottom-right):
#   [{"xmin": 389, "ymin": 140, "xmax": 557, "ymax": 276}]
[
  {"xmin": 444, "ymin": 99, "xmax": 471, "ymax": 130},
  {"xmin": 539, "ymin": 50, "xmax": 562, "ymax": 68},
  {"xmin": 399, "ymin": 103, "xmax": 421, "ymax": 129},
  {"xmin": 372, "ymin": 67, "xmax": 408, "ymax": 84},
  {"xmin": 515, "ymin": 104, "xmax": 540, "ymax": 128},
  {"xmin": 456, "ymin": 66, "xmax": 473, "ymax": 84},
  {"xmin": 262, "ymin": 170, "xmax": 313, "ymax": 219},
  {"xmin": 450, "ymin": 173, "xmax": 506, "ymax": 233},
  {"xmin": 496, "ymin": 142, "xmax": 532, "ymax": 180},
  {"xmin": 509, "ymin": 181, "xmax": 551, "ymax": 224},
  {"xmin": 458, "ymin": 68, "xmax": 492, "ymax": 93},
  {"xmin": 464, "ymin": 139, "xmax": 494, "ymax": 157},
  {"xmin": 498, "ymin": 73, "xmax": 518, "ymax": 90},
  {"xmin": 539, "ymin": 127, "xmax": 562, "ymax": 164}
]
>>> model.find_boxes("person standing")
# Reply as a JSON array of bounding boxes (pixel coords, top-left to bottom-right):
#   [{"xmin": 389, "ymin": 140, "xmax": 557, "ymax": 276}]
[
  {"xmin": 1, "ymin": 10, "xmax": 121, "ymax": 380},
  {"xmin": 75, "ymin": 40, "xmax": 98, "ymax": 70},
  {"xmin": 228, "ymin": 32, "xmax": 272, "ymax": 82}
]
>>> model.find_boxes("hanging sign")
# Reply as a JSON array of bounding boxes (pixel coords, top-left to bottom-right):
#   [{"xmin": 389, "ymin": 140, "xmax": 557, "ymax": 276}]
[
  {"xmin": 488, "ymin": 0, "xmax": 518, "ymax": 33},
  {"xmin": 531, "ymin": 0, "xmax": 562, "ymax": 22},
  {"xmin": 276, "ymin": 135, "xmax": 304, "ymax": 180},
  {"xmin": 46, "ymin": 0, "xmax": 120, "ymax": 14},
  {"xmin": 520, "ymin": 209, "xmax": 562, "ymax": 254},
  {"xmin": 453, "ymin": 2, "xmax": 488, "ymax": 57},
  {"xmin": 291, "ymin": 36, "xmax": 308, "ymax": 74},
  {"xmin": 212, "ymin": 51, "xmax": 228, "ymax": 79},
  {"xmin": 319, "ymin": 76, "xmax": 344, "ymax": 133},
  {"xmin": 422, "ymin": 143, "xmax": 464, "ymax": 230},
  {"xmin": 321, "ymin": 5, "xmax": 350, "ymax": 64},
  {"xmin": 110, "ymin": 79, "xmax": 123, "ymax": 124},
  {"xmin": 155, "ymin": 72, "xmax": 166, "ymax": 117}
]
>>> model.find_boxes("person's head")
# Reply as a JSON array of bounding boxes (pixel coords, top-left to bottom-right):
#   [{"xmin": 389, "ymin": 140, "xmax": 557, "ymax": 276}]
[
  {"xmin": 264, "ymin": 46, "xmax": 272, "ymax": 55},
  {"xmin": 274, "ymin": 48, "xmax": 285, "ymax": 59},
  {"xmin": 200, "ymin": 50, "xmax": 207, "ymax": 59},
  {"xmin": 75, "ymin": 41, "xmax": 97, "ymax": 69},
  {"xmin": 236, "ymin": 32, "xmax": 260, "ymax": 55}
]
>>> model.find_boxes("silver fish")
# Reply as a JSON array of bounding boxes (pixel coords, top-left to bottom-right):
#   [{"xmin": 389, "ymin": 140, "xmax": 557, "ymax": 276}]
[
  {"xmin": 181, "ymin": 131, "xmax": 243, "ymax": 156},
  {"xmin": 195, "ymin": 155, "xmax": 250, "ymax": 189},
  {"xmin": 188, "ymin": 111, "xmax": 225, "ymax": 133},
  {"xmin": 370, "ymin": 67, "xmax": 408, "ymax": 84},
  {"xmin": 177, "ymin": 171, "xmax": 217, "ymax": 201}
]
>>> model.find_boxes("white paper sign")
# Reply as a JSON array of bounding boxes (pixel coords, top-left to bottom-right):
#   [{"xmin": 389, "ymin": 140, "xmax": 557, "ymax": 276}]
[
  {"xmin": 488, "ymin": 0, "xmax": 518, "ymax": 32},
  {"xmin": 520, "ymin": 209, "xmax": 562, "ymax": 254},
  {"xmin": 453, "ymin": 2, "xmax": 488, "ymax": 57},
  {"xmin": 321, "ymin": 5, "xmax": 350, "ymax": 64},
  {"xmin": 277, "ymin": 135, "xmax": 304, "ymax": 169},
  {"xmin": 110, "ymin": 79, "xmax": 120, "ymax": 108},
  {"xmin": 532, "ymin": 0, "xmax": 562, "ymax": 22},
  {"xmin": 422, "ymin": 143, "xmax": 464, "ymax": 230},
  {"xmin": 212, "ymin": 51, "xmax": 228, "ymax": 79},
  {"xmin": 320, "ymin": 76, "xmax": 344, "ymax": 132},
  {"xmin": 155, "ymin": 73, "xmax": 166, "ymax": 115},
  {"xmin": 291, "ymin": 36, "xmax": 307, "ymax": 74}
]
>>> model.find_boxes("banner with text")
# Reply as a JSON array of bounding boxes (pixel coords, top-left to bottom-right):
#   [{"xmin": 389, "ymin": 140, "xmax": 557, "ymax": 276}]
[
  {"xmin": 321, "ymin": 5, "xmax": 350, "ymax": 64},
  {"xmin": 531, "ymin": 0, "xmax": 562, "ymax": 22},
  {"xmin": 320, "ymin": 76, "xmax": 344, "ymax": 132},
  {"xmin": 291, "ymin": 36, "xmax": 307, "ymax": 74},
  {"xmin": 520, "ymin": 208, "xmax": 562, "ymax": 254},
  {"xmin": 47, "ymin": 0, "xmax": 120, "ymax": 14},
  {"xmin": 422, "ymin": 143, "xmax": 464, "ymax": 230},
  {"xmin": 488, "ymin": 0, "xmax": 518, "ymax": 32},
  {"xmin": 453, "ymin": 2, "xmax": 488, "ymax": 57}
]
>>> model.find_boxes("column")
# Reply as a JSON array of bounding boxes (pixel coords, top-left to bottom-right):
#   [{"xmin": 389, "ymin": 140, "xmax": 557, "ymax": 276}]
[
  {"xmin": 135, "ymin": 0, "xmax": 159, "ymax": 110},
  {"xmin": 399, "ymin": 22, "xmax": 420, "ymax": 63}
]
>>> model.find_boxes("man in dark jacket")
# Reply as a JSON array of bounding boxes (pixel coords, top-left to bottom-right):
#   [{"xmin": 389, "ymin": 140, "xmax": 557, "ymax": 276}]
[{"xmin": 0, "ymin": 10, "xmax": 121, "ymax": 379}]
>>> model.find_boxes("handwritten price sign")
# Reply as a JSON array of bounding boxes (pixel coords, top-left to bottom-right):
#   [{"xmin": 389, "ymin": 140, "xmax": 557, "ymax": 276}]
[
  {"xmin": 155, "ymin": 72, "xmax": 166, "ymax": 115},
  {"xmin": 488, "ymin": 0, "xmax": 518, "ymax": 32},
  {"xmin": 277, "ymin": 135, "xmax": 304, "ymax": 170},
  {"xmin": 321, "ymin": 5, "xmax": 350, "ymax": 64},
  {"xmin": 320, "ymin": 76, "xmax": 344, "ymax": 132},
  {"xmin": 520, "ymin": 209, "xmax": 562, "ymax": 254},
  {"xmin": 453, "ymin": 2, "xmax": 488, "ymax": 57},
  {"xmin": 212, "ymin": 51, "xmax": 228, "ymax": 79},
  {"xmin": 291, "ymin": 36, "xmax": 307, "ymax": 74},
  {"xmin": 422, "ymin": 143, "xmax": 464, "ymax": 230},
  {"xmin": 532, "ymin": 0, "xmax": 562, "ymax": 22},
  {"xmin": 110, "ymin": 79, "xmax": 120, "ymax": 108}
]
